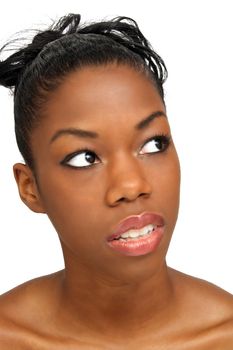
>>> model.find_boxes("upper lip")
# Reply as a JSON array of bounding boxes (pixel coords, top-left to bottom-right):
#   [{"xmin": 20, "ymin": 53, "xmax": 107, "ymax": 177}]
[{"xmin": 107, "ymin": 211, "xmax": 165, "ymax": 241}]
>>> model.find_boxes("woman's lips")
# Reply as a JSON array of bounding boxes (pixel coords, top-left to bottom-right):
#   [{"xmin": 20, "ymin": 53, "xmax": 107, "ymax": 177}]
[
  {"xmin": 106, "ymin": 212, "xmax": 165, "ymax": 256},
  {"xmin": 107, "ymin": 212, "xmax": 165, "ymax": 241}
]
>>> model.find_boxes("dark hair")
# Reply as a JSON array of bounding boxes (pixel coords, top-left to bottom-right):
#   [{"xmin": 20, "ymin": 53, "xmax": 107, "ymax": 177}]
[{"xmin": 0, "ymin": 14, "xmax": 167, "ymax": 171}]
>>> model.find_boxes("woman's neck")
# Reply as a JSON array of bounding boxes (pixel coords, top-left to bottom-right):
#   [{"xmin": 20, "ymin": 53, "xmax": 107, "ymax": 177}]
[{"xmin": 57, "ymin": 261, "xmax": 176, "ymax": 340}]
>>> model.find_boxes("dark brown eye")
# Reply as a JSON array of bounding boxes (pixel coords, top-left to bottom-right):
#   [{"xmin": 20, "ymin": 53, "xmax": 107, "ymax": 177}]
[
  {"xmin": 139, "ymin": 134, "xmax": 171, "ymax": 155},
  {"xmin": 84, "ymin": 152, "xmax": 96, "ymax": 164},
  {"xmin": 62, "ymin": 150, "xmax": 99, "ymax": 168}
]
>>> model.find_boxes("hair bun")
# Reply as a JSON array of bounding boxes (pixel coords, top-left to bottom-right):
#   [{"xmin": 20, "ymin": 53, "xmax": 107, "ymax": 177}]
[
  {"xmin": 0, "ymin": 14, "xmax": 82, "ymax": 90},
  {"xmin": 0, "ymin": 31, "xmax": 62, "ymax": 90}
]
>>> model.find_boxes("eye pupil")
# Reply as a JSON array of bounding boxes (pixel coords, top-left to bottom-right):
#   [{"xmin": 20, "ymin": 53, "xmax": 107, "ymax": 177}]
[{"xmin": 85, "ymin": 152, "xmax": 96, "ymax": 164}]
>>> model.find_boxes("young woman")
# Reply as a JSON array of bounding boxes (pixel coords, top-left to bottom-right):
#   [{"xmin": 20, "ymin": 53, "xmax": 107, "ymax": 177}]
[{"xmin": 0, "ymin": 13, "xmax": 232, "ymax": 349}]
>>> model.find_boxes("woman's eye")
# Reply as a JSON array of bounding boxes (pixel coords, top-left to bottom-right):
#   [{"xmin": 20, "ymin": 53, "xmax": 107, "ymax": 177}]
[
  {"xmin": 139, "ymin": 135, "xmax": 171, "ymax": 155},
  {"xmin": 61, "ymin": 135, "xmax": 170, "ymax": 169},
  {"xmin": 62, "ymin": 150, "xmax": 99, "ymax": 168}
]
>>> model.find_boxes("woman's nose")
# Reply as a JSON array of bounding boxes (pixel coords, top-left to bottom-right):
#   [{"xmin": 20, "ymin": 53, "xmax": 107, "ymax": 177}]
[{"xmin": 105, "ymin": 155, "xmax": 152, "ymax": 206}]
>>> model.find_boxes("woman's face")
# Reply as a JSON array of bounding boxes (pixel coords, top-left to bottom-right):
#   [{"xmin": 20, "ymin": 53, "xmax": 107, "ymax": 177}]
[{"xmin": 30, "ymin": 64, "xmax": 180, "ymax": 282}]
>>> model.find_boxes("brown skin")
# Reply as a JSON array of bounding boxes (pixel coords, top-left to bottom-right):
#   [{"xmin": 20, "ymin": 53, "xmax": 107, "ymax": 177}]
[{"xmin": 0, "ymin": 64, "xmax": 232, "ymax": 349}]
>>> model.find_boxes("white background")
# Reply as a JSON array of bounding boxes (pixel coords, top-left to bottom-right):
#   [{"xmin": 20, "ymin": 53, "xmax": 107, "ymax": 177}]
[{"xmin": 0, "ymin": 0, "xmax": 232, "ymax": 294}]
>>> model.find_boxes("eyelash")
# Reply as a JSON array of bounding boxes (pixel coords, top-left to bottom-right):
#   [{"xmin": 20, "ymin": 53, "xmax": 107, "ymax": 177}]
[{"xmin": 60, "ymin": 133, "xmax": 171, "ymax": 169}]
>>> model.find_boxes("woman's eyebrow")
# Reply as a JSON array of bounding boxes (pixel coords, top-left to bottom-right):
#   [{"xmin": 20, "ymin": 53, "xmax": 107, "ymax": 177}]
[
  {"xmin": 49, "ymin": 110, "xmax": 166, "ymax": 144},
  {"xmin": 136, "ymin": 111, "xmax": 166, "ymax": 130}
]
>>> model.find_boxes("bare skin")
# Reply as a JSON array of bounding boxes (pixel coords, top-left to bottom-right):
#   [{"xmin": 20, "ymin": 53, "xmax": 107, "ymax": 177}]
[{"xmin": 0, "ymin": 64, "xmax": 232, "ymax": 349}]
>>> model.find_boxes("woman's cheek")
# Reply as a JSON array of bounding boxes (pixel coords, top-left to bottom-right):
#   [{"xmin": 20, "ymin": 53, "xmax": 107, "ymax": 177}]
[
  {"xmin": 38, "ymin": 175, "xmax": 95, "ymax": 233},
  {"xmin": 152, "ymin": 151, "xmax": 180, "ymax": 224}
]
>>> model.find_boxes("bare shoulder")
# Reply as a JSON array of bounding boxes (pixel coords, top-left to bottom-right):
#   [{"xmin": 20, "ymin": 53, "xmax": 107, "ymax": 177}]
[
  {"xmin": 0, "ymin": 270, "xmax": 63, "ymax": 349},
  {"xmin": 171, "ymin": 267, "xmax": 233, "ymax": 312},
  {"xmin": 170, "ymin": 267, "xmax": 233, "ymax": 348}
]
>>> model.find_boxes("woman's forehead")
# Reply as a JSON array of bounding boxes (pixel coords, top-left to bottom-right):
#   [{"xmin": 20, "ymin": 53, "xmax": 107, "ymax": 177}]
[{"xmin": 41, "ymin": 64, "xmax": 165, "ymax": 127}]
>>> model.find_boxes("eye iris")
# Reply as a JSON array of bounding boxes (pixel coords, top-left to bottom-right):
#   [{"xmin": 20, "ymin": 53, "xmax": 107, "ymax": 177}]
[
  {"xmin": 155, "ymin": 138, "xmax": 163, "ymax": 150},
  {"xmin": 85, "ymin": 152, "xmax": 96, "ymax": 164}
]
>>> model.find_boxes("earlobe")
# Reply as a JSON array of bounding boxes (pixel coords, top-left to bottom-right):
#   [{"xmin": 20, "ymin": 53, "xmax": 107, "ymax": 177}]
[{"xmin": 13, "ymin": 163, "xmax": 46, "ymax": 214}]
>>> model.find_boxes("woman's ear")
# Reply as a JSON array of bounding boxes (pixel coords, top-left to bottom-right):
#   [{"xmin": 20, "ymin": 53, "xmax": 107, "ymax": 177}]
[{"xmin": 13, "ymin": 163, "xmax": 46, "ymax": 214}]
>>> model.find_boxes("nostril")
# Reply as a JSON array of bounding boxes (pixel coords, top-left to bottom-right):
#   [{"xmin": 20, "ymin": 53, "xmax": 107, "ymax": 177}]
[
  {"xmin": 116, "ymin": 191, "xmax": 150, "ymax": 203},
  {"xmin": 117, "ymin": 197, "xmax": 126, "ymax": 203},
  {"xmin": 139, "ymin": 192, "xmax": 149, "ymax": 197}
]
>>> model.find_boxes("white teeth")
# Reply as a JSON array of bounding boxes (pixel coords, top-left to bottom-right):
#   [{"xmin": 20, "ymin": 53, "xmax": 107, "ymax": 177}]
[{"xmin": 120, "ymin": 224, "xmax": 156, "ymax": 239}]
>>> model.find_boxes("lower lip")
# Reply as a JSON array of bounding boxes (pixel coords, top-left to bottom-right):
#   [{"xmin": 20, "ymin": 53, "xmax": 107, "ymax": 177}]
[{"xmin": 106, "ymin": 227, "xmax": 164, "ymax": 256}]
